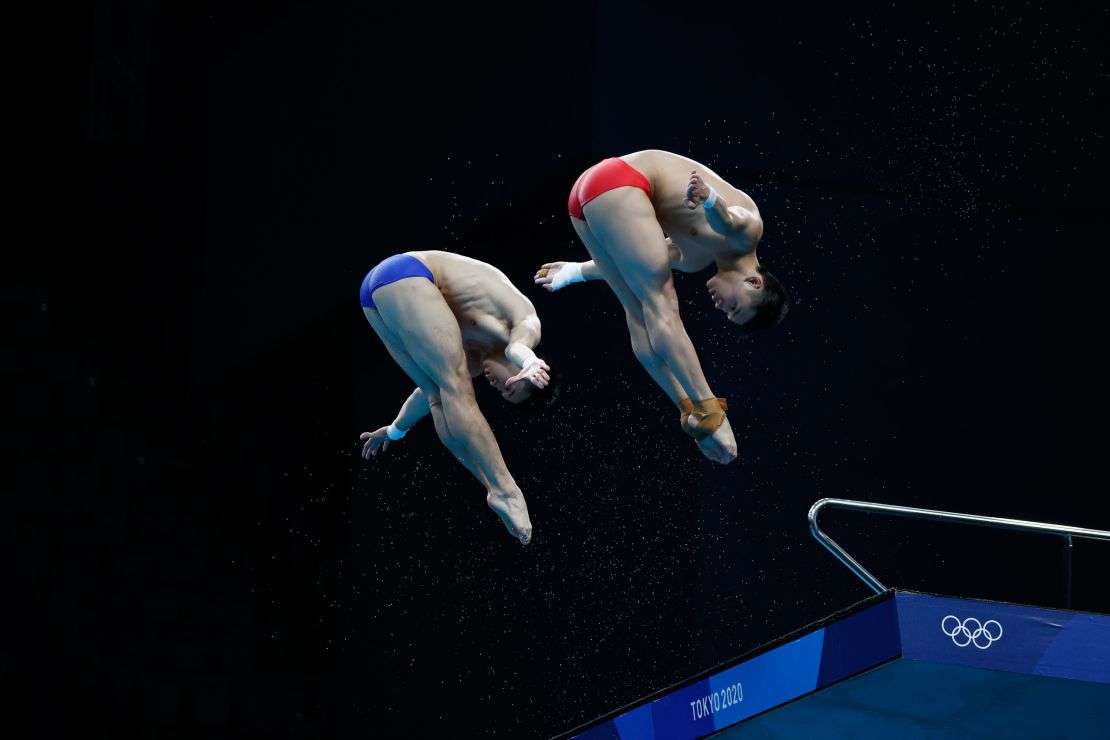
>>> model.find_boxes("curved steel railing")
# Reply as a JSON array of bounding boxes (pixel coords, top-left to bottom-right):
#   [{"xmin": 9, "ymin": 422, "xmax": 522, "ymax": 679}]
[{"xmin": 808, "ymin": 498, "xmax": 1110, "ymax": 605}]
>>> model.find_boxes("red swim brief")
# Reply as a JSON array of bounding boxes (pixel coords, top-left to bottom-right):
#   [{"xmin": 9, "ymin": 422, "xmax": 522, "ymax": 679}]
[{"xmin": 567, "ymin": 158, "xmax": 653, "ymax": 220}]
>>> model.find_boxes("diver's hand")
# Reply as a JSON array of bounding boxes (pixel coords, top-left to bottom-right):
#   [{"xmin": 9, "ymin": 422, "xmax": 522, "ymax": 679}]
[
  {"xmin": 694, "ymin": 416, "xmax": 738, "ymax": 464},
  {"xmin": 506, "ymin": 359, "xmax": 550, "ymax": 390},
  {"xmin": 359, "ymin": 427, "xmax": 392, "ymax": 459},
  {"xmin": 534, "ymin": 262, "xmax": 583, "ymax": 292},
  {"xmin": 684, "ymin": 170, "xmax": 711, "ymax": 209}
]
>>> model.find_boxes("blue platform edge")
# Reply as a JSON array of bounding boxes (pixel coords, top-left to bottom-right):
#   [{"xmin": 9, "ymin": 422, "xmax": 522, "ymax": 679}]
[{"xmin": 565, "ymin": 592, "xmax": 1110, "ymax": 740}]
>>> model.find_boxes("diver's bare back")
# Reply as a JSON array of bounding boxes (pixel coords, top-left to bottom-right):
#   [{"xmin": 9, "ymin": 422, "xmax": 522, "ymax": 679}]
[
  {"xmin": 621, "ymin": 150, "xmax": 761, "ymax": 256},
  {"xmin": 407, "ymin": 250, "xmax": 534, "ymax": 358}
]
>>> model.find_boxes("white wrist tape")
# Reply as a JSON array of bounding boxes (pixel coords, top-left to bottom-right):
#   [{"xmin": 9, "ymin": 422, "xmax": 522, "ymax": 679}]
[
  {"xmin": 703, "ymin": 186, "xmax": 719, "ymax": 210},
  {"xmin": 386, "ymin": 424, "xmax": 408, "ymax": 441},
  {"xmin": 521, "ymin": 355, "xmax": 542, "ymax": 370},
  {"xmin": 550, "ymin": 261, "xmax": 585, "ymax": 291}
]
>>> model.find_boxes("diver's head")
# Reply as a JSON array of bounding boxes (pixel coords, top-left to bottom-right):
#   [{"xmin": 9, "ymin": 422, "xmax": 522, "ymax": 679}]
[
  {"xmin": 706, "ymin": 264, "xmax": 789, "ymax": 332},
  {"xmin": 482, "ymin": 353, "xmax": 562, "ymax": 413}
]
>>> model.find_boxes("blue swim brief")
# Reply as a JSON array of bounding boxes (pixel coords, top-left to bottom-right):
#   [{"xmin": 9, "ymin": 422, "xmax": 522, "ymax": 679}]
[{"xmin": 359, "ymin": 254, "xmax": 435, "ymax": 308}]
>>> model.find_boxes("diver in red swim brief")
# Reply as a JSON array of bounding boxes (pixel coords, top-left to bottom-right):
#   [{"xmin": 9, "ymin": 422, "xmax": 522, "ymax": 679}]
[
  {"xmin": 567, "ymin": 158, "xmax": 653, "ymax": 220},
  {"xmin": 537, "ymin": 149, "xmax": 790, "ymax": 465}
]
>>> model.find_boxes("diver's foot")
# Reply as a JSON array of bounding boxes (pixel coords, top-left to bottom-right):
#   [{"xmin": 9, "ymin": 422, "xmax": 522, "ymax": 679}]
[
  {"xmin": 695, "ymin": 416, "xmax": 738, "ymax": 464},
  {"xmin": 487, "ymin": 488, "xmax": 533, "ymax": 545}
]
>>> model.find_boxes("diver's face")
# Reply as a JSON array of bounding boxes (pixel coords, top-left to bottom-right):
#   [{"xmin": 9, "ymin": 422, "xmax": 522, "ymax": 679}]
[
  {"xmin": 482, "ymin": 357, "xmax": 537, "ymax": 404},
  {"xmin": 707, "ymin": 271, "xmax": 763, "ymax": 326}
]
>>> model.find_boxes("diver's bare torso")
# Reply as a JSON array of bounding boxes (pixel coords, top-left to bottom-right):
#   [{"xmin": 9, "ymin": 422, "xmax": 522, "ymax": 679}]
[
  {"xmin": 619, "ymin": 150, "xmax": 761, "ymax": 270},
  {"xmin": 406, "ymin": 250, "xmax": 533, "ymax": 374}
]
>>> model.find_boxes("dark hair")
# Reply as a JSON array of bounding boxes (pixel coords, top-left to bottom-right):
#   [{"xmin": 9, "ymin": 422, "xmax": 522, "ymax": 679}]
[
  {"xmin": 740, "ymin": 266, "xmax": 790, "ymax": 334},
  {"xmin": 512, "ymin": 353, "xmax": 562, "ymax": 416}
]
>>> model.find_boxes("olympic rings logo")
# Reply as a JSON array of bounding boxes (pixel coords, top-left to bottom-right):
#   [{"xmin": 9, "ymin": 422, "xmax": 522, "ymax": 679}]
[{"xmin": 941, "ymin": 615, "xmax": 1003, "ymax": 649}]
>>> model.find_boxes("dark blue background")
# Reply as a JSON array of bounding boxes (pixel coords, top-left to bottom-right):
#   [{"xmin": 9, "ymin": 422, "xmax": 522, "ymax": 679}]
[{"xmin": 6, "ymin": 1, "xmax": 1108, "ymax": 737}]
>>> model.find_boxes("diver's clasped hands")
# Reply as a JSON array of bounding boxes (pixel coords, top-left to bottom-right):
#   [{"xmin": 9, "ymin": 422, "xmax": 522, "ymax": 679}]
[
  {"xmin": 683, "ymin": 170, "xmax": 712, "ymax": 209},
  {"xmin": 506, "ymin": 357, "xmax": 550, "ymax": 390}
]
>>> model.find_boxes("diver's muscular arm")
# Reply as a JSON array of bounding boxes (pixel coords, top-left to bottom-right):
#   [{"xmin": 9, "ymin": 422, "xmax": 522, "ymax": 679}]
[
  {"xmin": 578, "ymin": 262, "xmax": 604, "ymax": 280},
  {"xmin": 704, "ymin": 200, "xmax": 758, "ymax": 238},
  {"xmin": 537, "ymin": 247, "xmax": 710, "ymax": 289},
  {"xmin": 504, "ymin": 314, "xmax": 551, "ymax": 388},
  {"xmin": 504, "ymin": 314, "xmax": 540, "ymax": 368},
  {"xmin": 685, "ymin": 172, "xmax": 762, "ymax": 251},
  {"xmin": 392, "ymin": 387, "xmax": 431, "ymax": 430},
  {"xmin": 534, "ymin": 260, "xmax": 605, "ymax": 291},
  {"xmin": 359, "ymin": 387, "xmax": 430, "ymax": 458}
]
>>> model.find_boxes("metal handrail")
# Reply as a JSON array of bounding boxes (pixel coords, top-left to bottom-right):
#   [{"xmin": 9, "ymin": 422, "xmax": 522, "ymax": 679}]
[{"xmin": 808, "ymin": 498, "xmax": 1110, "ymax": 604}]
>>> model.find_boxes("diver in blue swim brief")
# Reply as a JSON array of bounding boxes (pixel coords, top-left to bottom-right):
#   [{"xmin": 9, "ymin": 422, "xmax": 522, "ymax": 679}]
[
  {"xmin": 356, "ymin": 250, "xmax": 561, "ymax": 546},
  {"xmin": 359, "ymin": 253, "xmax": 436, "ymax": 309}
]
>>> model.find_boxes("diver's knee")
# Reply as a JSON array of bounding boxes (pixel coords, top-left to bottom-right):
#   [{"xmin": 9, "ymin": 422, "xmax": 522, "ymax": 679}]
[{"xmin": 432, "ymin": 365, "xmax": 472, "ymax": 398}]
